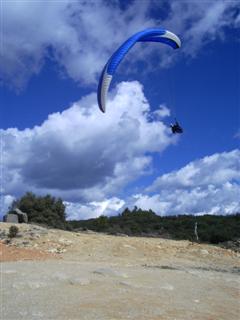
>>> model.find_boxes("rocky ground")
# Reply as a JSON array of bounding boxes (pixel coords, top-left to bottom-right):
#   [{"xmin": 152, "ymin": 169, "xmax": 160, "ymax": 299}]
[{"xmin": 0, "ymin": 222, "xmax": 239, "ymax": 320}]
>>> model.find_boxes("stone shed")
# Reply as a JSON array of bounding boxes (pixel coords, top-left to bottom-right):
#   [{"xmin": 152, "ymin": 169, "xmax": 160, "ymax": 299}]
[{"xmin": 3, "ymin": 208, "xmax": 28, "ymax": 223}]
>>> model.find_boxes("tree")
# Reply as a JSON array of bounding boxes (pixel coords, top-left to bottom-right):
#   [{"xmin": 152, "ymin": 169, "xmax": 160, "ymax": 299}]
[
  {"xmin": 8, "ymin": 192, "xmax": 66, "ymax": 229},
  {"xmin": 94, "ymin": 215, "xmax": 109, "ymax": 231}
]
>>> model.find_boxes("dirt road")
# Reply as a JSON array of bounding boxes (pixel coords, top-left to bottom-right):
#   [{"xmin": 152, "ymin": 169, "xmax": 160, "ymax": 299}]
[{"xmin": 1, "ymin": 223, "xmax": 239, "ymax": 320}]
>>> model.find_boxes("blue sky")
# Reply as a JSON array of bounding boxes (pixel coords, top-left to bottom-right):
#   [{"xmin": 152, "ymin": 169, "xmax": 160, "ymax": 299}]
[{"xmin": 1, "ymin": 0, "xmax": 240, "ymax": 219}]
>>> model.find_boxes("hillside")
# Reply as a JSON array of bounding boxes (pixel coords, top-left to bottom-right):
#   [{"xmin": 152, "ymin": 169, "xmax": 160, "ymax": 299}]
[
  {"xmin": 1, "ymin": 222, "xmax": 239, "ymax": 320},
  {"xmin": 69, "ymin": 211, "xmax": 240, "ymax": 245}
]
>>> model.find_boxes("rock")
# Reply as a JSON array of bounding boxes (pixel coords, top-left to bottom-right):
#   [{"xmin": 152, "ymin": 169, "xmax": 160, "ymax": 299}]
[
  {"xmin": 69, "ymin": 278, "xmax": 91, "ymax": 286},
  {"xmin": 109, "ymin": 232, "xmax": 128, "ymax": 237},
  {"xmin": 3, "ymin": 208, "xmax": 28, "ymax": 223},
  {"xmin": 220, "ymin": 239, "xmax": 240, "ymax": 253},
  {"xmin": 160, "ymin": 284, "xmax": 174, "ymax": 291},
  {"xmin": 15, "ymin": 233, "xmax": 23, "ymax": 238},
  {"xmin": 3, "ymin": 214, "xmax": 19, "ymax": 223},
  {"xmin": 93, "ymin": 268, "xmax": 128, "ymax": 278},
  {"xmin": 28, "ymin": 232, "xmax": 40, "ymax": 238},
  {"xmin": 84, "ymin": 230, "xmax": 96, "ymax": 234},
  {"xmin": 200, "ymin": 249, "xmax": 209, "ymax": 255},
  {"xmin": 0, "ymin": 230, "xmax": 7, "ymax": 239},
  {"xmin": 31, "ymin": 311, "xmax": 44, "ymax": 318},
  {"xmin": 119, "ymin": 281, "xmax": 139, "ymax": 288},
  {"xmin": 12, "ymin": 281, "xmax": 47, "ymax": 289},
  {"xmin": 58, "ymin": 238, "xmax": 73, "ymax": 246},
  {"xmin": 14, "ymin": 208, "xmax": 28, "ymax": 223},
  {"xmin": 53, "ymin": 272, "xmax": 69, "ymax": 281},
  {"xmin": 123, "ymin": 244, "xmax": 136, "ymax": 250},
  {"xmin": 47, "ymin": 248, "xmax": 66, "ymax": 254},
  {"xmin": 3, "ymin": 239, "xmax": 11, "ymax": 244},
  {"xmin": 29, "ymin": 237, "xmax": 37, "ymax": 241},
  {"xmin": 1, "ymin": 269, "xmax": 17, "ymax": 274},
  {"xmin": 22, "ymin": 241, "xmax": 31, "ymax": 246},
  {"xmin": 15, "ymin": 240, "xmax": 31, "ymax": 248}
]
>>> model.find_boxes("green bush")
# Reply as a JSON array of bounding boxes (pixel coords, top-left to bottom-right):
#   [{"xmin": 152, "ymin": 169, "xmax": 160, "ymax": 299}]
[
  {"xmin": 8, "ymin": 225, "xmax": 19, "ymax": 238},
  {"xmin": 209, "ymin": 229, "xmax": 231, "ymax": 244},
  {"xmin": 8, "ymin": 192, "xmax": 67, "ymax": 229}
]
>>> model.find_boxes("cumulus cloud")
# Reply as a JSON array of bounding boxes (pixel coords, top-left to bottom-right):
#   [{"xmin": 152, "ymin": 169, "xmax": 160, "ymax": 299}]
[
  {"xmin": 1, "ymin": 0, "xmax": 153, "ymax": 90},
  {"xmin": 148, "ymin": 150, "xmax": 240, "ymax": 191},
  {"xmin": 65, "ymin": 197, "xmax": 125, "ymax": 220},
  {"xmin": 166, "ymin": 1, "xmax": 240, "ymax": 57},
  {"xmin": 2, "ymin": 121, "xmax": 240, "ymax": 218},
  {"xmin": 152, "ymin": 104, "xmax": 171, "ymax": 119},
  {"xmin": 51, "ymin": 150, "xmax": 240, "ymax": 219},
  {"xmin": 2, "ymin": 81, "xmax": 174, "ymax": 206},
  {"xmin": 0, "ymin": 195, "xmax": 15, "ymax": 219},
  {"xmin": 130, "ymin": 150, "xmax": 240, "ymax": 216},
  {"xmin": 1, "ymin": 1, "xmax": 239, "ymax": 90}
]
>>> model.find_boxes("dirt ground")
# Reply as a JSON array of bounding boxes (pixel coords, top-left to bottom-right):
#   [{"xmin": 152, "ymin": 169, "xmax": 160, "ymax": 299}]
[
  {"xmin": 0, "ymin": 242, "xmax": 58, "ymax": 262},
  {"xmin": 0, "ymin": 223, "xmax": 239, "ymax": 320}
]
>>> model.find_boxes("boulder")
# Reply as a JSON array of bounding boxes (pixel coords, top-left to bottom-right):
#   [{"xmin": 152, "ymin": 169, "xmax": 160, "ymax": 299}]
[
  {"xmin": 3, "ymin": 214, "xmax": 19, "ymax": 223},
  {"xmin": 14, "ymin": 208, "xmax": 28, "ymax": 223},
  {"xmin": 3, "ymin": 208, "xmax": 28, "ymax": 224}
]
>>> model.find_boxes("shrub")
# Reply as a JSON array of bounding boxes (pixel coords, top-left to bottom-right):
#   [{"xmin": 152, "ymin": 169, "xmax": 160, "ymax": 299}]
[
  {"xmin": 8, "ymin": 192, "xmax": 66, "ymax": 229},
  {"xmin": 209, "ymin": 229, "xmax": 231, "ymax": 244},
  {"xmin": 8, "ymin": 225, "xmax": 19, "ymax": 238}
]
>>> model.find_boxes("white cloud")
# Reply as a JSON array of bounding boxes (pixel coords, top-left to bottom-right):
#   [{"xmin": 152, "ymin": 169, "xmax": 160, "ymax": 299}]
[
  {"xmin": 1, "ymin": 81, "xmax": 174, "ymax": 207},
  {"xmin": 1, "ymin": 0, "xmax": 153, "ymax": 90},
  {"xmin": 0, "ymin": 194, "xmax": 15, "ymax": 219},
  {"xmin": 2, "ymin": 130, "xmax": 239, "ymax": 218},
  {"xmin": 1, "ymin": 1, "xmax": 239, "ymax": 90},
  {"xmin": 152, "ymin": 104, "xmax": 171, "ymax": 119},
  {"xmin": 60, "ymin": 150, "xmax": 240, "ymax": 219},
  {"xmin": 130, "ymin": 150, "xmax": 240, "ymax": 216},
  {"xmin": 65, "ymin": 197, "xmax": 125, "ymax": 220},
  {"xmin": 148, "ymin": 150, "xmax": 240, "ymax": 191},
  {"xmin": 166, "ymin": 1, "xmax": 240, "ymax": 57}
]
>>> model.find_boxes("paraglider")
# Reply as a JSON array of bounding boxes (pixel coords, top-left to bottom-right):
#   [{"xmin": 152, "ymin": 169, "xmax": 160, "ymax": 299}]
[{"xmin": 97, "ymin": 28, "xmax": 181, "ymax": 113}]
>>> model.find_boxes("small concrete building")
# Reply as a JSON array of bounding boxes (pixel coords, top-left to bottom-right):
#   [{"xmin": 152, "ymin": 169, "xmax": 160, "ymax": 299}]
[{"xmin": 3, "ymin": 208, "xmax": 28, "ymax": 223}]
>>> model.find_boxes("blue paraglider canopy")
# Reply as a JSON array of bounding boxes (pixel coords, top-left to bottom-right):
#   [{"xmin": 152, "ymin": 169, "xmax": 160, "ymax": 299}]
[{"xmin": 97, "ymin": 28, "xmax": 181, "ymax": 113}]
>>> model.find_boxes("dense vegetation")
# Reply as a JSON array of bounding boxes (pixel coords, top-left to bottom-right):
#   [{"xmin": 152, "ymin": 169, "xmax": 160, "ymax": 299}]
[
  {"xmin": 8, "ymin": 192, "xmax": 67, "ymax": 229},
  {"xmin": 69, "ymin": 207, "xmax": 240, "ymax": 244},
  {"xmin": 6, "ymin": 193, "xmax": 240, "ymax": 244}
]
